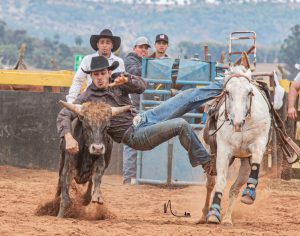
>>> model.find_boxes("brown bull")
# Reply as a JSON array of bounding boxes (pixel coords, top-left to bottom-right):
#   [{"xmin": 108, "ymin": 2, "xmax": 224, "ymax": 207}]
[{"xmin": 56, "ymin": 101, "xmax": 130, "ymax": 218}]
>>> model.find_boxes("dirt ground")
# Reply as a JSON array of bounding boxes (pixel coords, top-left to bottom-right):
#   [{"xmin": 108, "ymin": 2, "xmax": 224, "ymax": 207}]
[{"xmin": 0, "ymin": 165, "xmax": 300, "ymax": 236}]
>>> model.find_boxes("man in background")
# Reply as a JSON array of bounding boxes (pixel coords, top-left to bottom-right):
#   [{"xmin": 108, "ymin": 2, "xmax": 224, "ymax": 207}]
[
  {"xmin": 149, "ymin": 34, "xmax": 169, "ymax": 59},
  {"xmin": 123, "ymin": 36, "xmax": 151, "ymax": 184},
  {"xmin": 67, "ymin": 29, "xmax": 125, "ymax": 103}
]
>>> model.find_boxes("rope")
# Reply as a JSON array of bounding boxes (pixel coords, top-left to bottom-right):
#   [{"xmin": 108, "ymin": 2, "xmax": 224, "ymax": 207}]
[{"xmin": 163, "ymin": 200, "xmax": 191, "ymax": 218}]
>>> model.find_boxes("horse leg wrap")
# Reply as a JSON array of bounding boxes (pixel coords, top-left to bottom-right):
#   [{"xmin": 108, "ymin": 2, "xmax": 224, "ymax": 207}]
[
  {"xmin": 207, "ymin": 192, "xmax": 222, "ymax": 222},
  {"xmin": 242, "ymin": 164, "xmax": 260, "ymax": 200}
]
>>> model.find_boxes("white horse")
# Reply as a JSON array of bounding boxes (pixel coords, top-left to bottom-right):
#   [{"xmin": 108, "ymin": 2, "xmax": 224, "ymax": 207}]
[{"xmin": 198, "ymin": 64, "xmax": 271, "ymax": 226}]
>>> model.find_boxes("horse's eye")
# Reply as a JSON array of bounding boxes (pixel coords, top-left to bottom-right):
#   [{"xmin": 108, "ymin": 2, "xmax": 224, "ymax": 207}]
[{"xmin": 225, "ymin": 90, "xmax": 229, "ymax": 96}]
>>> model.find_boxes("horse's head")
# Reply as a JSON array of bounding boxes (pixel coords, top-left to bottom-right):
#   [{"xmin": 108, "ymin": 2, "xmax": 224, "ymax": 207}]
[
  {"xmin": 60, "ymin": 101, "xmax": 130, "ymax": 155},
  {"xmin": 224, "ymin": 65, "xmax": 253, "ymax": 132}
]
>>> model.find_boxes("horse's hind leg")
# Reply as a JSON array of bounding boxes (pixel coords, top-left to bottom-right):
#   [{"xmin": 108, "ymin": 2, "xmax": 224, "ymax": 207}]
[
  {"xmin": 197, "ymin": 174, "xmax": 215, "ymax": 224},
  {"xmin": 223, "ymin": 159, "xmax": 251, "ymax": 226}
]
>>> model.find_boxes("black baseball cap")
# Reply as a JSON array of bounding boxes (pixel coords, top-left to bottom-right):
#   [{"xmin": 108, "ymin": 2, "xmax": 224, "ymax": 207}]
[{"xmin": 155, "ymin": 34, "xmax": 169, "ymax": 44}]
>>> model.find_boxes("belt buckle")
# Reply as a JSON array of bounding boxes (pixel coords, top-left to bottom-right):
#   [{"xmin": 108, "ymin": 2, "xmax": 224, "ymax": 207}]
[{"xmin": 133, "ymin": 114, "xmax": 142, "ymax": 126}]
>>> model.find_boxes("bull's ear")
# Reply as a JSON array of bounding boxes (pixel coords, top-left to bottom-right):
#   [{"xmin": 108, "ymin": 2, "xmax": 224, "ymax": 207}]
[
  {"xmin": 111, "ymin": 105, "xmax": 131, "ymax": 116},
  {"xmin": 59, "ymin": 100, "xmax": 83, "ymax": 116}
]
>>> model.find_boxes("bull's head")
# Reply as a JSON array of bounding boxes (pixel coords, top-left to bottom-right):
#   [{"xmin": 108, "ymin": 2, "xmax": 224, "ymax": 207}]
[{"xmin": 60, "ymin": 101, "xmax": 130, "ymax": 155}]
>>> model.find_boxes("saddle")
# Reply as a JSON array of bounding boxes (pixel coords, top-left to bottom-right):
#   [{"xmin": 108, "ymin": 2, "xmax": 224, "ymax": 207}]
[
  {"xmin": 203, "ymin": 92, "xmax": 225, "ymax": 157},
  {"xmin": 203, "ymin": 81, "xmax": 300, "ymax": 166}
]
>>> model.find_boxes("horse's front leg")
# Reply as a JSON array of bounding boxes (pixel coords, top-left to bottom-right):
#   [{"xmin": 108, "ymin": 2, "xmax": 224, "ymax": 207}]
[
  {"xmin": 207, "ymin": 145, "xmax": 231, "ymax": 224},
  {"xmin": 241, "ymin": 141, "xmax": 266, "ymax": 205},
  {"xmin": 197, "ymin": 174, "xmax": 215, "ymax": 224},
  {"xmin": 223, "ymin": 159, "xmax": 251, "ymax": 226}
]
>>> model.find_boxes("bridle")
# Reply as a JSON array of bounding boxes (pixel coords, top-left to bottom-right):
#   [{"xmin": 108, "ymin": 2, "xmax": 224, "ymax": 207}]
[{"xmin": 223, "ymin": 73, "xmax": 254, "ymax": 121}]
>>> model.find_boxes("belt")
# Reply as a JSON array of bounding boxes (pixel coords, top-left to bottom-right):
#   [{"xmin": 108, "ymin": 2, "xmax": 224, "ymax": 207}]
[{"xmin": 132, "ymin": 114, "xmax": 142, "ymax": 126}]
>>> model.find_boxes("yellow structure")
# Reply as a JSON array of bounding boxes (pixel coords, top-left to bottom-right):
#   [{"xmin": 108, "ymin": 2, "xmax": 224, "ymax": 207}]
[
  {"xmin": 0, "ymin": 69, "xmax": 295, "ymax": 93},
  {"xmin": 0, "ymin": 70, "xmax": 74, "ymax": 87}
]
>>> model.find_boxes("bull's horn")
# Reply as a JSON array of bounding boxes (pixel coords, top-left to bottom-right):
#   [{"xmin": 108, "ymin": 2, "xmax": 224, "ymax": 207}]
[
  {"xmin": 111, "ymin": 105, "xmax": 131, "ymax": 116},
  {"xmin": 59, "ymin": 100, "xmax": 83, "ymax": 115}
]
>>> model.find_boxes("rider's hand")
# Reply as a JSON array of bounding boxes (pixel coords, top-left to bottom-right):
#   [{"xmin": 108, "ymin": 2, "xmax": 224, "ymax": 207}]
[
  {"xmin": 65, "ymin": 133, "xmax": 79, "ymax": 155},
  {"xmin": 287, "ymin": 107, "xmax": 297, "ymax": 120},
  {"xmin": 108, "ymin": 74, "xmax": 129, "ymax": 87}
]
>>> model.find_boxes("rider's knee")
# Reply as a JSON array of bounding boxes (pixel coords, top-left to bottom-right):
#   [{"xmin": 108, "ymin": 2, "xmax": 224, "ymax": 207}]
[{"xmin": 177, "ymin": 118, "xmax": 190, "ymax": 131}]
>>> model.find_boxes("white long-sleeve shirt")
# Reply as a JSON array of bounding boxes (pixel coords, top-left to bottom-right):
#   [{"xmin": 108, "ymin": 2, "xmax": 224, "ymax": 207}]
[{"xmin": 66, "ymin": 51, "xmax": 125, "ymax": 103}]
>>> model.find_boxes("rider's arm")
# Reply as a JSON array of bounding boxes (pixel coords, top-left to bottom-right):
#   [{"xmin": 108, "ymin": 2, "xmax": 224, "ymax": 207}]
[
  {"xmin": 120, "ymin": 73, "xmax": 147, "ymax": 94},
  {"xmin": 57, "ymin": 107, "xmax": 77, "ymax": 138}
]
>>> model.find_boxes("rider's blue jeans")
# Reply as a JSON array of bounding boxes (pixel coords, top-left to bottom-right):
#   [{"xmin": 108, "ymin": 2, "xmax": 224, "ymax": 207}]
[{"xmin": 122, "ymin": 81, "xmax": 224, "ymax": 167}]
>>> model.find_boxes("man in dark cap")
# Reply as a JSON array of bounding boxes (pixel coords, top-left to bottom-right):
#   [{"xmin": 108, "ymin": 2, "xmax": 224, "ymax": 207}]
[
  {"xmin": 67, "ymin": 29, "xmax": 125, "ymax": 103},
  {"xmin": 149, "ymin": 34, "xmax": 169, "ymax": 59},
  {"xmin": 122, "ymin": 36, "xmax": 151, "ymax": 184}
]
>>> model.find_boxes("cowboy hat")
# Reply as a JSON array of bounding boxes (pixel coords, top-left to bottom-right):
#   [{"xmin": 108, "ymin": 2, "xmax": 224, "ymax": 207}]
[
  {"xmin": 81, "ymin": 56, "xmax": 119, "ymax": 74},
  {"xmin": 90, "ymin": 29, "xmax": 121, "ymax": 52}
]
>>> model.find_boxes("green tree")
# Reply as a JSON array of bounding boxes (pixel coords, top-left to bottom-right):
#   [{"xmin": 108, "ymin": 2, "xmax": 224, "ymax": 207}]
[
  {"xmin": 0, "ymin": 20, "xmax": 6, "ymax": 39},
  {"xmin": 0, "ymin": 44, "xmax": 18, "ymax": 65},
  {"xmin": 279, "ymin": 24, "xmax": 300, "ymax": 80}
]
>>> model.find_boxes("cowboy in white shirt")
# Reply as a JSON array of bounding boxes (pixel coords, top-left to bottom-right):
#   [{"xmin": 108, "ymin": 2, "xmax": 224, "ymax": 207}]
[{"xmin": 67, "ymin": 29, "xmax": 125, "ymax": 103}]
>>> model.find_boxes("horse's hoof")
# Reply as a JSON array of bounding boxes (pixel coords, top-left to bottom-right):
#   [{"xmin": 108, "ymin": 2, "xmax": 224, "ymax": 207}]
[
  {"xmin": 241, "ymin": 187, "xmax": 256, "ymax": 205},
  {"xmin": 222, "ymin": 218, "xmax": 233, "ymax": 227},
  {"xmin": 241, "ymin": 194, "xmax": 254, "ymax": 205},
  {"xmin": 207, "ymin": 209, "xmax": 221, "ymax": 224},
  {"xmin": 207, "ymin": 215, "xmax": 220, "ymax": 224},
  {"xmin": 195, "ymin": 216, "xmax": 207, "ymax": 224}
]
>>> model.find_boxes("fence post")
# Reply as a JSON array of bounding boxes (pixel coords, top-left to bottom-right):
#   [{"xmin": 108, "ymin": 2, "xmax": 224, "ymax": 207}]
[{"xmin": 278, "ymin": 93, "xmax": 294, "ymax": 180}]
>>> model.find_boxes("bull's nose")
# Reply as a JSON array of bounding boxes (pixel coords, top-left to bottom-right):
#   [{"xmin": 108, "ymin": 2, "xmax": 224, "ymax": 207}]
[{"xmin": 89, "ymin": 143, "xmax": 105, "ymax": 155}]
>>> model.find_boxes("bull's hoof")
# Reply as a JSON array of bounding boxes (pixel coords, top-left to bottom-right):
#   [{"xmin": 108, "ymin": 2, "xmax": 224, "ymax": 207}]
[
  {"xmin": 57, "ymin": 212, "xmax": 64, "ymax": 218},
  {"xmin": 91, "ymin": 193, "xmax": 104, "ymax": 204},
  {"xmin": 241, "ymin": 187, "xmax": 256, "ymax": 205},
  {"xmin": 207, "ymin": 208, "xmax": 221, "ymax": 224},
  {"xmin": 57, "ymin": 208, "xmax": 65, "ymax": 218}
]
